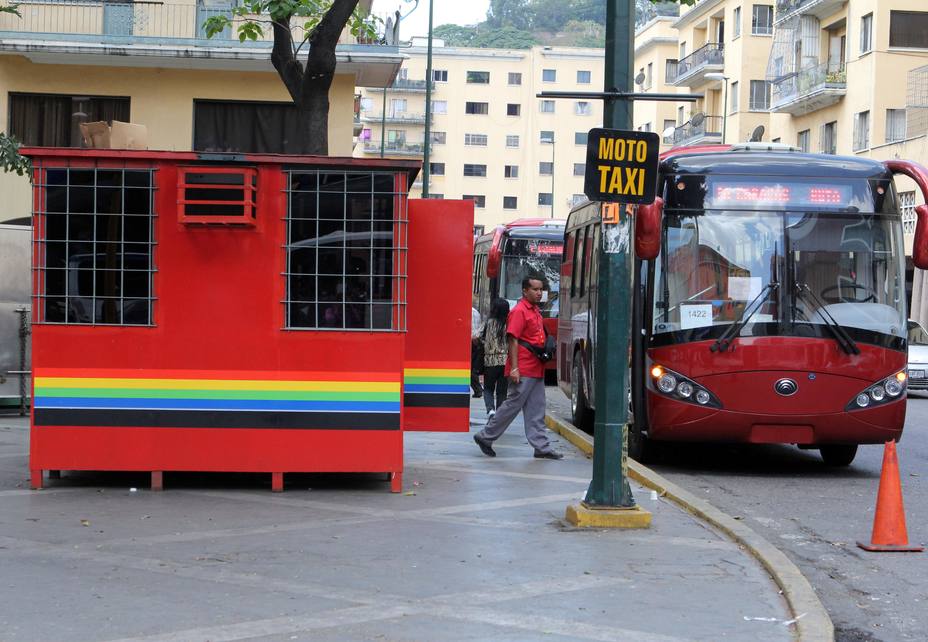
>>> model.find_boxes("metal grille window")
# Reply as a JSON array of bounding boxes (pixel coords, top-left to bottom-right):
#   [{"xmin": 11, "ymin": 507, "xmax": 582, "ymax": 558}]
[
  {"xmin": 853, "ymin": 110, "xmax": 870, "ymax": 151},
  {"xmin": 285, "ymin": 171, "xmax": 406, "ymax": 331},
  {"xmin": 464, "ymin": 164, "xmax": 488, "ymax": 177},
  {"xmin": 886, "ymin": 109, "xmax": 907, "ymax": 143},
  {"xmin": 901, "ymin": 191, "xmax": 917, "ymax": 234},
  {"xmin": 749, "ymin": 80, "xmax": 771, "ymax": 110},
  {"xmin": 890, "ymin": 11, "xmax": 928, "ymax": 48},
  {"xmin": 34, "ymin": 166, "xmax": 155, "ymax": 325},
  {"xmin": 464, "ymin": 133, "xmax": 488, "ymax": 146},
  {"xmin": 751, "ymin": 5, "xmax": 772, "ymax": 35}
]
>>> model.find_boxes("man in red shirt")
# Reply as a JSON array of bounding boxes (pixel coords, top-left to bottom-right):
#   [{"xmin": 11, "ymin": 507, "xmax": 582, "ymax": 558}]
[{"xmin": 474, "ymin": 277, "xmax": 563, "ymax": 459}]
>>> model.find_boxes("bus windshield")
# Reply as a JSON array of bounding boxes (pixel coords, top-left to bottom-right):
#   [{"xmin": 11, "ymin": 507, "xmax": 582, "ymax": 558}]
[
  {"xmin": 653, "ymin": 210, "xmax": 906, "ymax": 341},
  {"xmin": 500, "ymin": 238, "xmax": 562, "ymax": 317}
]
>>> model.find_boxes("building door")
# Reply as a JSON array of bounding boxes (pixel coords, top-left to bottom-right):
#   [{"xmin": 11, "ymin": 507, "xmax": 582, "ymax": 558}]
[
  {"xmin": 717, "ymin": 20, "xmax": 725, "ymax": 45},
  {"xmin": 103, "ymin": 0, "xmax": 134, "ymax": 37}
]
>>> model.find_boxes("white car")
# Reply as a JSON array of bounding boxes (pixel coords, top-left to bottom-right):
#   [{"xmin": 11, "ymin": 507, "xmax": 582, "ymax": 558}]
[{"xmin": 908, "ymin": 320, "xmax": 928, "ymax": 391}]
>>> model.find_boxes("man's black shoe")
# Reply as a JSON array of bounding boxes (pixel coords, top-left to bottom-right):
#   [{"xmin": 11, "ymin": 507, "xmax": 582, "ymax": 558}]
[
  {"xmin": 534, "ymin": 450, "xmax": 564, "ymax": 460},
  {"xmin": 474, "ymin": 434, "xmax": 496, "ymax": 457}
]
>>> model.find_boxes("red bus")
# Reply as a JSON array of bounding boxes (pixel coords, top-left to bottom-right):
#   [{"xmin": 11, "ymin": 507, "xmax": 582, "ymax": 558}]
[
  {"xmin": 559, "ymin": 144, "xmax": 928, "ymax": 466},
  {"xmin": 474, "ymin": 218, "xmax": 565, "ymax": 380}
]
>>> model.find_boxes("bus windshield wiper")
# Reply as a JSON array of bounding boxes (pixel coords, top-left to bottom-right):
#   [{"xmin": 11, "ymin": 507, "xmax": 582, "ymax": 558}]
[
  {"xmin": 711, "ymin": 281, "xmax": 779, "ymax": 353},
  {"xmin": 794, "ymin": 282, "xmax": 860, "ymax": 355}
]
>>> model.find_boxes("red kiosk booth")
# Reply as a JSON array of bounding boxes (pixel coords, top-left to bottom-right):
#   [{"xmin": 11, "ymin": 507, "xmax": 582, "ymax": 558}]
[{"xmin": 25, "ymin": 148, "xmax": 472, "ymax": 492}]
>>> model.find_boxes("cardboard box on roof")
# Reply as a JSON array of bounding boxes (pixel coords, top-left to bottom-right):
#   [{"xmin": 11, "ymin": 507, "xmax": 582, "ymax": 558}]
[{"xmin": 79, "ymin": 121, "xmax": 148, "ymax": 150}]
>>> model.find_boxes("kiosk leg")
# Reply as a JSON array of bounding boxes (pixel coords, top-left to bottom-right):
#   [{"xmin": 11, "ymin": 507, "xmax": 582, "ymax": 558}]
[
  {"xmin": 272, "ymin": 472, "xmax": 284, "ymax": 492},
  {"xmin": 151, "ymin": 471, "xmax": 163, "ymax": 492},
  {"xmin": 30, "ymin": 469, "xmax": 43, "ymax": 490},
  {"xmin": 390, "ymin": 471, "xmax": 402, "ymax": 493},
  {"xmin": 48, "ymin": 470, "xmax": 61, "ymax": 480}
]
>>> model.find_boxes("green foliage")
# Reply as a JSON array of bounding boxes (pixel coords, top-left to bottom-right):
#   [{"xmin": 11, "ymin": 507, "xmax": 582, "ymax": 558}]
[
  {"xmin": 202, "ymin": 0, "xmax": 378, "ymax": 45},
  {"xmin": 485, "ymin": 0, "xmax": 531, "ymax": 31},
  {"xmin": 0, "ymin": 133, "xmax": 32, "ymax": 179},
  {"xmin": 470, "ymin": 26, "xmax": 536, "ymax": 49},
  {"xmin": 0, "ymin": 4, "xmax": 21, "ymax": 17},
  {"xmin": 560, "ymin": 20, "xmax": 604, "ymax": 48},
  {"xmin": 432, "ymin": 23, "xmax": 476, "ymax": 47}
]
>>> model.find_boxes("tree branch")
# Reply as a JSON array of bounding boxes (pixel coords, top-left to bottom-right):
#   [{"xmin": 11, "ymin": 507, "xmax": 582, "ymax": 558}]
[{"xmin": 270, "ymin": 16, "xmax": 304, "ymax": 103}]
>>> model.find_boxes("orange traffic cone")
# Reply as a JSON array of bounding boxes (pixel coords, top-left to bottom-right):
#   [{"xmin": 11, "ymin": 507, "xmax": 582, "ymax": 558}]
[{"xmin": 858, "ymin": 441, "xmax": 924, "ymax": 552}]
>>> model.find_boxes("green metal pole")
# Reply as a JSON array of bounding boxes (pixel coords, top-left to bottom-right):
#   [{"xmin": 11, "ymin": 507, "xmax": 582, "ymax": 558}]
[
  {"xmin": 586, "ymin": 0, "xmax": 636, "ymax": 509},
  {"xmin": 421, "ymin": 0, "xmax": 434, "ymax": 197}
]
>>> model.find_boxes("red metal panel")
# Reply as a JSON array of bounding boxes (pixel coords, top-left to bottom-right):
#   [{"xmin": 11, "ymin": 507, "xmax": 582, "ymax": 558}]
[{"xmin": 403, "ymin": 199, "xmax": 473, "ymax": 432}]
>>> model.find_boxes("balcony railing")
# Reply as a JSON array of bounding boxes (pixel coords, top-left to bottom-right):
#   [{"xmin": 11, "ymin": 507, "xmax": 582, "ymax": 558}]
[
  {"xmin": 673, "ymin": 43, "xmax": 724, "ymax": 84},
  {"xmin": 673, "ymin": 115, "xmax": 723, "ymax": 145},
  {"xmin": 771, "ymin": 62, "xmax": 846, "ymax": 112},
  {"xmin": 369, "ymin": 78, "xmax": 433, "ymax": 92},
  {"xmin": 360, "ymin": 141, "xmax": 427, "ymax": 156},
  {"xmin": 0, "ymin": 0, "xmax": 371, "ymax": 47},
  {"xmin": 360, "ymin": 112, "xmax": 427, "ymax": 124}
]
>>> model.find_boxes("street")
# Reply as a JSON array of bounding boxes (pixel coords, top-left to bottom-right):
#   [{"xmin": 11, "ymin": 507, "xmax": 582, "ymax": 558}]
[{"xmin": 547, "ymin": 387, "xmax": 928, "ymax": 642}]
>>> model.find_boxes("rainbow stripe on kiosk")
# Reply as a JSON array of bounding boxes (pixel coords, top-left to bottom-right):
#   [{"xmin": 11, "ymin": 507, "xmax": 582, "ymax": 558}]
[
  {"xmin": 403, "ymin": 365, "xmax": 470, "ymax": 408},
  {"xmin": 33, "ymin": 369, "xmax": 401, "ymax": 430}
]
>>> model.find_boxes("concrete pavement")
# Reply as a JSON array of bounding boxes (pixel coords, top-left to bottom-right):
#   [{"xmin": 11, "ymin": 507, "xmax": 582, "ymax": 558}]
[{"xmin": 0, "ymin": 401, "xmax": 799, "ymax": 642}]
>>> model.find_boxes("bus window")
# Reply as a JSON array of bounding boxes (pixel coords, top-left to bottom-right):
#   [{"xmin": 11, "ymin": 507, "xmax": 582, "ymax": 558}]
[
  {"xmin": 582, "ymin": 225, "xmax": 594, "ymax": 296},
  {"xmin": 590, "ymin": 225, "xmax": 600, "ymax": 288},
  {"xmin": 577, "ymin": 227, "xmax": 588, "ymax": 297},
  {"xmin": 499, "ymin": 238, "xmax": 562, "ymax": 317},
  {"xmin": 570, "ymin": 228, "xmax": 582, "ymax": 297}
]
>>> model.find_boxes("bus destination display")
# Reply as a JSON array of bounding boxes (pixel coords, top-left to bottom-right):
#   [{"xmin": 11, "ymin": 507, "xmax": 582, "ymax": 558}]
[{"xmin": 708, "ymin": 181, "xmax": 853, "ymax": 208}]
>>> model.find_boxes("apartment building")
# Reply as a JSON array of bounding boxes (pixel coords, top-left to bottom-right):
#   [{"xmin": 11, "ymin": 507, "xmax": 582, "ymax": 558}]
[
  {"xmin": 633, "ymin": 16, "xmax": 681, "ymax": 140},
  {"xmin": 0, "ymin": 0, "xmax": 401, "ymax": 221},
  {"xmin": 355, "ymin": 44, "xmax": 606, "ymax": 229}
]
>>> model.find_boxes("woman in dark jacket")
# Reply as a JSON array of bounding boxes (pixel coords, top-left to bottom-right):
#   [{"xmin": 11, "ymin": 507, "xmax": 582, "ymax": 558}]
[{"xmin": 480, "ymin": 298, "xmax": 511, "ymax": 417}]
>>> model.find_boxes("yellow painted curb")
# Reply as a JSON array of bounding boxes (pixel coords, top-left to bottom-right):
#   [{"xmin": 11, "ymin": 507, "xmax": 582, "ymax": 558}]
[
  {"xmin": 545, "ymin": 412, "xmax": 834, "ymax": 642},
  {"xmin": 566, "ymin": 503, "xmax": 652, "ymax": 528}
]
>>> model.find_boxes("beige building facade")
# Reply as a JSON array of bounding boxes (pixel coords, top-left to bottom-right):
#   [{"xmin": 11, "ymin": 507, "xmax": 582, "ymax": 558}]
[{"xmin": 0, "ymin": 0, "xmax": 402, "ymax": 222}]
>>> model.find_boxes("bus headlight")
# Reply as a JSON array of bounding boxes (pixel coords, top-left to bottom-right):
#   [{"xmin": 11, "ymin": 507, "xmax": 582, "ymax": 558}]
[
  {"xmin": 847, "ymin": 371, "xmax": 906, "ymax": 411},
  {"xmin": 649, "ymin": 363, "xmax": 721, "ymax": 409}
]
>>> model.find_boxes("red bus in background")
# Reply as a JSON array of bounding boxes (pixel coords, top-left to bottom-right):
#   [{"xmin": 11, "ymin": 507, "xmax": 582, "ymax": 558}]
[
  {"xmin": 559, "ymin": 144, "xmax": 928, "ymax": 467},
  {"xmin": 474, "ymin": 218, "xmax": 565, "ymax": 381}
]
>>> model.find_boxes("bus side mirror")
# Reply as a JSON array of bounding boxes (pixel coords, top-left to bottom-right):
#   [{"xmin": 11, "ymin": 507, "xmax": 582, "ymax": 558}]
[
  {"xmin": 885, "ymin": 160, "xmax": 928, "ymax": 269},
  {"xmin": 635, "ymin": 197, "xmax": 663, "ymax": 260}
]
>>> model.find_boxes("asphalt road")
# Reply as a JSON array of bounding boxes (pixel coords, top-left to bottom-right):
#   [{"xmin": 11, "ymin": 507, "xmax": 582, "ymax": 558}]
[{"xmin": 546, "ymin": 386, "xmax": 928, "ymax": 642}]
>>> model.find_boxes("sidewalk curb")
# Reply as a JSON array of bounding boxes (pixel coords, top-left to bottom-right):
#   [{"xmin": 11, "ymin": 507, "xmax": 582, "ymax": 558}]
[{"xmin": 545, "ymin": 413, "xmax": 834, "ymax": 642}]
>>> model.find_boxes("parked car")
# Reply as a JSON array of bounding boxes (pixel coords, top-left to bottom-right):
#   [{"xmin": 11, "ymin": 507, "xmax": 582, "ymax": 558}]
[{"xmin": 907, "ymin": 320, "xmax": 928, "ymax": 391}]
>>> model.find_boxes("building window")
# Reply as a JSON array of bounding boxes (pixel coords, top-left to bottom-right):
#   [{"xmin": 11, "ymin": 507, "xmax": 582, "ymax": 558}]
[
  {"xmin": 665, "ymin": 59, "xmax": 678, "ymax": 83},
  {"xmin": 573, "ymin": 163, "xmax": 585, "ymax": 176},
  {"xmin": 637, "ymin": 122, "xmax": 652, "ymax": 132},
  {"xmin": 464, "ymin": 133, "xmax": 488, "ymax": 146},
  {"xmin": 463, "ymin": 194, "xmax": 486, "ymax": 208},
  {"xmin": 390, "ymin": 98, "xmax": 407, "ymax": 113},
  {"xmin": 540, "ymin": 100, "xmax": 556, "ymax": 113},
  {"xmin": 677, "ymin": 106, "xmax": 685, "ymax": 124},
  {"xmin": 504, "ymin": 165, "xmax": 519, "ymax": 178},
  {"xmin": 508, "ymin": 72, "xmax": 522, "ymax": 85},
  {"xmin": 901, "ymin": 191, "xmax": 917, "ymax": 234},
  {"xmin": 853, "ymin": 110, "xmax": 870, "ymax": 151},
  {"xmin": 751, "ymin": 5, "xmax": 772, "ymax": 35},
  {"xmin": 430, "ymin": 162, "xmax": 445, "ymax": 176},
  {"xmin": 860, "ymin": 13, "xmax": 872, "ymax": 54},
  {"xmin": 431, "ymin": 100, "xmax": 448, "ymax": 114},
  {"xmin": 733, "ymin": 6, "xmax": 741, "ymax": 38},
  {"xmin": 797, "ymin": 129, "xmax": 810, "ymax": 152},
  {"xmin": 542, "ymin": 69, "xmax": 556, "ymax": 82},
  {"xmin": 386, "ymin": 130, "xmax": 406, "ymax": 146},
  {"xmin": 730, "ymin": 81, "xmax": 739, "ymax": 112},
  {"xmin": 463, "ymin": 164, "xmax": 487, "ymax": 177},
  {"xmin": 539, "ymin": 162, "xmax": 553, "ymax": 176},
  {"xmin": 821, "ymin": 121, "xmax": 837, "ymax": 154},
  {"xmin": 889, "ymin": 12, "xmax": 928, "ymax": 48},
  {"xmin": 574, "ymin": 131, "xmax": 588, "ymax": 145},
  {"xmin": 286, "ymin": 171, "xmax": 403, "ymax": 330},
  {"xmin": 36, "ymin": 167, "xmax": 155, "ymax": 325},
  {"xmin": 433, "ymin": 69, "xmax": 448, "ymax": 82},
  {"xmin": 575, "ymin": 101, "xmax": 592, "ymax": 116},
  {"xmin": 360, "ymin": 97, "xmax": 374, "ymax": 111},
  {"xmin": 430, "ymin": 131, "xmax": 446, "ymax": 144},
  {"xmin": 749, "ymin": 80, "xmax": 770, "ymax": 110},
  {"xmin": 506, "ymin": 135, "xmax": 520, "ymax": 148},
  {"xmin": 680, "ymin": 42, "xmax": 687, "ymax": 58},
  {"xmin": 577, "ymin": 70, "xmax": 591, "ymax": 84},
  {"xmin": 886, "ymin": 109, "xmax": 907, "ymax": 143},
  {"xmin": 538, "ymin": 193, "xmax": 553, "ymax": 206},
  {"xmin": 541, "ymin": 130, "xmax": 555, "ymax": 143},
  {"xmin": 9, "ymin": 93, "xmax": 130, "ymax": 148},
  {"xmin": 466, "ymin": 71, "xmax": 490, "ymax": 84},
  {"xmin": 507, "ymin": 103, "xmax": 521, "ymax": 116},
  {"xmin": 503, "ymin": 196, "xmax": 518, "ymax": 209},
  {"xmin": 465, "ymin": 102, "xmax": 489, "ymax": 115}
]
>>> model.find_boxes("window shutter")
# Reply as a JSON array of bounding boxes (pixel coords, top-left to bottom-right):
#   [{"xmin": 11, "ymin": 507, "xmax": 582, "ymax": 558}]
[{"xmin": 178, "ymin": 167, "xmax": 257, "ymax": 226}]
